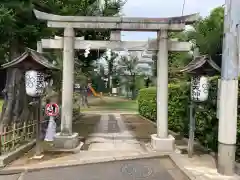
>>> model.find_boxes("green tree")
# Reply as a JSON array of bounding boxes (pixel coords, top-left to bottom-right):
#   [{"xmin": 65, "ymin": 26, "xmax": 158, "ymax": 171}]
[
  {"xmin": 0, "ymin": 0, "xmax": 124, "ymax": 63},
  {"xmin": 187, "ymin": 6, "xmax": 224, "ymax": 67},
  {"xmin": 0, "ymin": 0, "xmax": 124, "ymax": 127},
  {"xmin": 0, "ymin": 0, "xmax": 132, "ymax": 103},
  {"xmin": 117, "ymin": 53, "xmax": 149, "ymax": 99},
  {"xmin": 0, "ymin": 5, "xmax": 15, "ymax": 63},
  {"xmin": 152, "ymin": 32, "xmax": 192, "ymax": 83},
  {"xmin": 104, "ymin": 51, "xmax": 119, "ymax": 90}
]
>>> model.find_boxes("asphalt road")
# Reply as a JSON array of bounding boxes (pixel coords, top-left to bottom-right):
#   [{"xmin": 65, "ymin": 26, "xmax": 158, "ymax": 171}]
[{"xmin": 1, "ymin": 158, "xmax": 189, "ymax": 180}]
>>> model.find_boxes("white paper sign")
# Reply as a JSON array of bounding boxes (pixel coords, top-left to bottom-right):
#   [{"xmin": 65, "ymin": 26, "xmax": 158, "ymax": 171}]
[
  {"xmin": 25, "ymin": 70, "xmax": 45, "ymax": 97},
  {"xmin": 191, "ymin": 76, "xmax": 209, "ymax": 102}
]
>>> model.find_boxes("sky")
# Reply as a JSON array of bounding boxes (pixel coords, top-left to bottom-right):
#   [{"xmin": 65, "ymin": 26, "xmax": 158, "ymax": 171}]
[
  {"xmin": 99, "ymin": 0, "xmax": 225, "ymax": 74},
  {"xmin": 121, "ymin": 0, "xmax": 225, "ymax": 41}
]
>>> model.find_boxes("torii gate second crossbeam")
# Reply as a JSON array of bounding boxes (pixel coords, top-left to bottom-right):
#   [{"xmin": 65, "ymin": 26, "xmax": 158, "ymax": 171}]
[{"xmin": 40, "ymin": 37, "xmax": 191, "ymax": 52}]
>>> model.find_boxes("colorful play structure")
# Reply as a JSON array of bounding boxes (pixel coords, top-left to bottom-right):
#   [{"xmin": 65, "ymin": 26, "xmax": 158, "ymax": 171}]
[{"xmin": 87, "ymin": 83, "xmax": 102, "ymax": 98}]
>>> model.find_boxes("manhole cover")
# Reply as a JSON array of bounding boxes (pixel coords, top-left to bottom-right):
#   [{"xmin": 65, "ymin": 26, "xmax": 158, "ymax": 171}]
[{"xmin": 121, "ymin": 163, "xmax": 153, "ymax": 178}]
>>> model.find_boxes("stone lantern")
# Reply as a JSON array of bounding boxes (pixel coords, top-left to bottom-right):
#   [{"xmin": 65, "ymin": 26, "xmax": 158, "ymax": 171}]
[
  {"xmin": 180, "ymin": 55, "xmax": 221, "ymax": 102},
  {"xmin": 1, "ymin": 48, "xmax": 59, "ymax": 158},
  {"xmin": 180, "ymin": 55, "xmax": 220, "ymax": 157}
]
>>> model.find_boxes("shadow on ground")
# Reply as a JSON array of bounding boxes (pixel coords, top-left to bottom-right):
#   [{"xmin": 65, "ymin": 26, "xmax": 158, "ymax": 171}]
[
  {"xmin": 6, "ymin": 114, "xmax": 101, "ymax": 167},
  {"xmin": 121, "ymin": 114, "xmax": 156, "ymax": 146},
  {"xmin": 122, "ymin": 114, "xmax": 215, "ymax": 157}
]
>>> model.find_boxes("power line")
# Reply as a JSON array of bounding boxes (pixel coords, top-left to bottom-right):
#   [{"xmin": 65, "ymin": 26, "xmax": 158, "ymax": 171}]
[{"xmin": 181, "ymin": 0, "xmax": 186, "ymax": 16}]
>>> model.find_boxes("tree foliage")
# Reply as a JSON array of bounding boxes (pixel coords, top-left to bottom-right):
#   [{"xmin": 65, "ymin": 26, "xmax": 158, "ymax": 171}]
[
  {"xmin": 117, "ymin": 53, "xmax": 150, "ymax": 99},
  {"xmin": 0, "ymin": 0, "xmax": 124, "ymax": 127},
  {"xmin": 0, "ymin": 0, "xmax": 124, "ymax": 64},
  {"xmin": 158, "ymin": 7, "xmax": 224, "ymax": 83},
  {"xmin": 187, "ymin": 6, "xmax": 224, "ymax": 67},
  {"xmin": 152, "ymin": 31, "xmax": 192, "ymax": 83}
]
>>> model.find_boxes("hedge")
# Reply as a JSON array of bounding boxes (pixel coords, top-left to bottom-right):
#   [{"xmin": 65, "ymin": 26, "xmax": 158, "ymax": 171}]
[{"xmin": 138, "ymin": 77, "xmax": 240, "ymax": 156}]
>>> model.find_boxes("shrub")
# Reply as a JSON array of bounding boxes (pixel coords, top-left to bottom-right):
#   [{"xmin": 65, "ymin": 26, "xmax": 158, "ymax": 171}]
[
  {"xmin": 138, "ymin": 83, "xmax": 189, "ymax": 136},
  {"xmin": 138, "ymin": 87, "xmax": 156, "ymax": 121},
  {"xmin": 138, "ymin": 76, "xmax": 225, "ymax": 153}
]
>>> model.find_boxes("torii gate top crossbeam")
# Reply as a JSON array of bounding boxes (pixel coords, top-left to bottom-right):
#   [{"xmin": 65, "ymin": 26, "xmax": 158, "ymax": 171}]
[{"xmin": 33, "ymin": 9, "xmax": 199, "ymax": 31}]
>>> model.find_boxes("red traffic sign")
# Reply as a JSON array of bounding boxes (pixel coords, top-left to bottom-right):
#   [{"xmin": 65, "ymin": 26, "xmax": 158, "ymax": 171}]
[{"xmin": 45, "ymin": 103, "xmax": 59, "ymax": 116}]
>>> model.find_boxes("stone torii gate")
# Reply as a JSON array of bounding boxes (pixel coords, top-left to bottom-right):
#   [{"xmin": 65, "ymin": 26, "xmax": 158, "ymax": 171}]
[{"xmin": 34, "ymin": 9, "xmax": 198, "ymax": 151}]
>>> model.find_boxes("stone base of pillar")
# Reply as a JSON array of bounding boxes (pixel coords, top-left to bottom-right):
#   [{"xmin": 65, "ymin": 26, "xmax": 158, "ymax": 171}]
[
  {"xmin": 217, "ymin": 142, "xmax": 236, "ymax": 176},
  {"xmin": 53, "ymin": 132, "xmax": 79, "ymax": 149},
  {"xmin": 151, "ymin": 134, "xmax": 175, "ymax": 152}
]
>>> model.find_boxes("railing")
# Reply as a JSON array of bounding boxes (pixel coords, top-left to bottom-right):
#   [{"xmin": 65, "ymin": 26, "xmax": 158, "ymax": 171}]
[{"xmin": 0, "ymin": 120, "xmax": 37, "ymax": 155}]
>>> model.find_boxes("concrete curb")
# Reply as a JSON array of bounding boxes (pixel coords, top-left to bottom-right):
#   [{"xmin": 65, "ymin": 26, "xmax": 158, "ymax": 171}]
[
  {"xmin": 0, "ymin": 152, "xmax": 168, "ymax": 175},
  {"xmin": 137, "ymin": 115, "xmax": 240, "ymax": 175},
  {"xmin": 0, "ymin": 140, "xmax": 36, "ymax": 168},
  {"xmin": 169, "ymin": 153, "xmax": 200, "ymax": 180},
  {"xmin": 170, "ymin": 153, "xmax": 240, "ymax": 180}
]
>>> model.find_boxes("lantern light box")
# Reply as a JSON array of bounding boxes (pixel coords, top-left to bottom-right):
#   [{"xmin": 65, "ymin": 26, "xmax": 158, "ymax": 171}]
[
  {"xmin": 25, "ymin": 70, "xmax": 45, "ymax": 97},
  {"xmin": 191, "ymin": 76, "xmax": 209, "ymax": 102},
  {"xmin": 1, "ymin": 48, "xmax": 59, "ymax": 98},
  {"xmin": 180, "ymin": 55, "xmax": 221, "ymax": 102}
]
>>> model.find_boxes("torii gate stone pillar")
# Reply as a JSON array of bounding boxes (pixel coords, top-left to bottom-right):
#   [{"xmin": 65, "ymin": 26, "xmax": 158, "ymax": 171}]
[
  {"xmin": 34, "ymin": 9, "xmax": 198, "ymax": 151},
  {"xmin": 61, "ymin": 27, "xmax": 75, "ymax": 136},
  {"xmin": 155, "ymin": 30, "xmax": 169, "ymax": 138}
]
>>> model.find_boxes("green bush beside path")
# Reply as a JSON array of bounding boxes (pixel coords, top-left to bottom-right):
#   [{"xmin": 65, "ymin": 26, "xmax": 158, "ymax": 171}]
[{"xmin": 138, "ymin": 77, "xmax": 240, "ymax": 158}]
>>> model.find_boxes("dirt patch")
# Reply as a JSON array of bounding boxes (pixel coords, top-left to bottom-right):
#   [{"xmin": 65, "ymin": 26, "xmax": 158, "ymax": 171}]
[
  {"xmin": 123, "ymin": 115, "xmax": 212, "ymax": 157},
  {"xmin": 121, "ymin": 114, "xmax": 157, "ymax": 143},
  {"xmin": 6, "ymin": 114, "xmax": 101, "ymax": 168},
  {"xmin": 73, "ymin": 114, "xmax": 101, "ymax": 138}
]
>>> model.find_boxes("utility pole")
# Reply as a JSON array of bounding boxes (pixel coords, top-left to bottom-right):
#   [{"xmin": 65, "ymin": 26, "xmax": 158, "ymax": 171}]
[{"xmin": 218, "ymin": 0, "xmax": 240, "ymax": 175}]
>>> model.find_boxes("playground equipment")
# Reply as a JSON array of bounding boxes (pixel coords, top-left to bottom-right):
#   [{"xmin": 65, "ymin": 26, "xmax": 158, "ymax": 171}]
[{"xmin": 88, "ymin": 84, "xmax": 102, "ymax": 98}]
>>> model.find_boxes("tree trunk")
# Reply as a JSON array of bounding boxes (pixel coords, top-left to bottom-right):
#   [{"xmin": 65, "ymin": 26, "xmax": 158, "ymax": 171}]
[
  {"xmin": 131, "ymin": 75, "xmax": 136, "ymax": 100},
  {"xmin": 0, "ymin": 68, "xmax": 32, "ymax": 129},
  {"xmin": 0, "ymin": 42, "xmax": 32, "ymax": 131}
]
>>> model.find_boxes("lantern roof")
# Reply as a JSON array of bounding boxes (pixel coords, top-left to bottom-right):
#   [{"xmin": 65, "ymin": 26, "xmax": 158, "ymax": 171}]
[
  {"xmin": 1, "ymin": 48, "xmax": 59, "ymax": 70},
  {"xmin": 180, "ymin": 55, "xmax": 220, "ymax": 75}
]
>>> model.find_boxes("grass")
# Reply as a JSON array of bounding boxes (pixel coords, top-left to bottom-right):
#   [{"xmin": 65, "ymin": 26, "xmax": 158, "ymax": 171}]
[
  {"xmin": 81, "ymin": 96, "xmax": 138, "ymax": 112},
  {"xmin": 0, "ymin": 99, "xmax": 3, "ymax": 112},
  {"xmin": 99, "ymin": 100, "xmax": 137, "ymax": 111},
  {"xmin": 0, "ymin": 96, "xmax": 138, "ymax": 113}
]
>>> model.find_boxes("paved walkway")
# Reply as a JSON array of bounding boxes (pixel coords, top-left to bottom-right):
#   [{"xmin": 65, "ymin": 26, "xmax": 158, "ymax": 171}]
[
  {"xmin": 2, "ymin": 113, "xmax": 240, "ymax": 180},
  {"xmin": 86, "ymin": 113, "xmax": 146, "ymax": 152}
]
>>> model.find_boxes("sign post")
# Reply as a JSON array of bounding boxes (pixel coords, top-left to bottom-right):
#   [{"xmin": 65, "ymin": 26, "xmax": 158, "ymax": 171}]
[
  {"xmin": 188, "ymin": 76, "xmax": 209, "ymax": 157},
  {"xmin": 44, "ymin": 103, "xmax": 59, "ymax": 142}
]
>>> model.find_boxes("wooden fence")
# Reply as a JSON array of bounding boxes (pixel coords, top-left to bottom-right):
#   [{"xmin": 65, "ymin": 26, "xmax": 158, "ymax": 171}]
[
  {"xmin": 0, "ymin": 120, "xmax": 36, "ymax": 155},
  {"xmin": 0, "ymin": 118, "xmax": 51, "ymax": 155}
]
